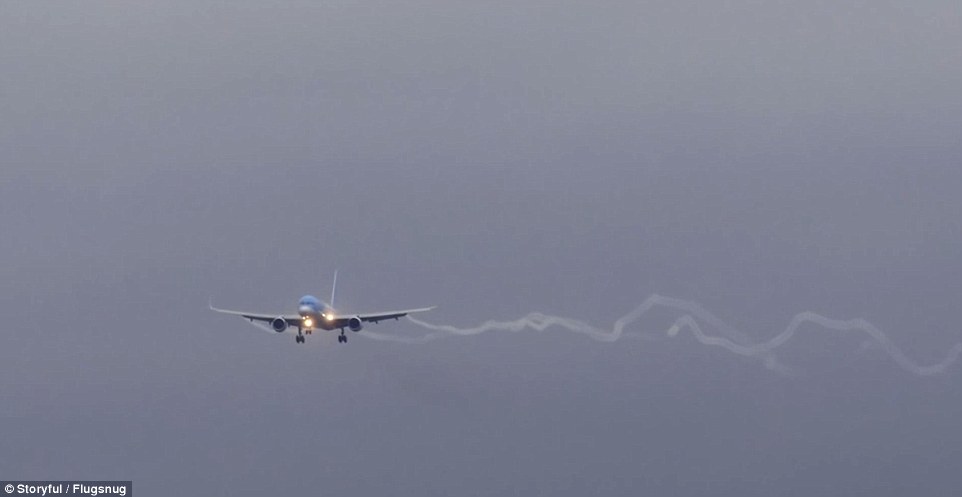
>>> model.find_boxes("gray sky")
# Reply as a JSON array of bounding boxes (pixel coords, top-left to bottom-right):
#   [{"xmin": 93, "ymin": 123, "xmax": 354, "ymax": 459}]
[{"xmin": 2, "ymin": 2, "xmax": 961, "ymax": 495}]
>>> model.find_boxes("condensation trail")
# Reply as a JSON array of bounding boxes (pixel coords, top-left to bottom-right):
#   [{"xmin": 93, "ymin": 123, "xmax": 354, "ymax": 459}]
[{"xmin": 358, "ymin": 294, "xmax": 962, "ymax": 376}]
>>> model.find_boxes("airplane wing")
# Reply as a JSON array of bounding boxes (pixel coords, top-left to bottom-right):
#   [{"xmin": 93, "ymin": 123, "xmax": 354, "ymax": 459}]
[
  {"xmin": 209, "ymin": 302, "xmax": 301, "ymax": 328},
  {"xmin": 331, "ymin": 306, "xmax": 436, "ymax": 327}
]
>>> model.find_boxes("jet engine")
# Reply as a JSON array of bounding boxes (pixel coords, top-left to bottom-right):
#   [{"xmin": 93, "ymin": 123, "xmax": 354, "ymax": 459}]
[
  {"xmin": 270, "ymin": 317, "xmax": 288, "ymax": 333},
  {"xmin": 349, "ymin": 316, "xmax": 363, "ymax": 332}
]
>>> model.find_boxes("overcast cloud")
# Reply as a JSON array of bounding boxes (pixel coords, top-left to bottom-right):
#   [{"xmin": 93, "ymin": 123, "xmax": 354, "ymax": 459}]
[{"xmin": 2, "ymin": 2, "xmax": 961, "ymax": 496}]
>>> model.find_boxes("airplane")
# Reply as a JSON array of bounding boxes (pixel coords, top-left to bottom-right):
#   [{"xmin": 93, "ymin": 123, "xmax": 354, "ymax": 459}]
[{"xmin": 209, "ymin": 271, "xmax": 434, "ymax": 344}]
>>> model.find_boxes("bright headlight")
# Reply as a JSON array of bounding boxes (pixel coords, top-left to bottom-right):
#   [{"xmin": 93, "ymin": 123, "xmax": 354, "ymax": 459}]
[{"xmin": 304, "ymin": 318, "xmax": 313, "ymax": 328}]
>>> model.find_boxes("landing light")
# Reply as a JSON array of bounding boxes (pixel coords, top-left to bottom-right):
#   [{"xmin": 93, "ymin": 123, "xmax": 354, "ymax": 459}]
[
  {"xmin": 304, "ymin": 318, "xmax": 313, "ymax": 328},
  {"xmin": 325, "ymin": 313, "xmax": 334, "ymax": 321}
]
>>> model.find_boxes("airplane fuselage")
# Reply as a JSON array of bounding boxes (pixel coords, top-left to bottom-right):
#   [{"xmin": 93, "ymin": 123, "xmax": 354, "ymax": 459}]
[{"xmin": 297, "ymin": 295, "xmax": 336, "ymax": 331}]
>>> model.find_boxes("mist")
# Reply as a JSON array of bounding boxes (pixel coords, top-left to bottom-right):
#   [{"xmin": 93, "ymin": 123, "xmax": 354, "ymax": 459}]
[{"xmin": 2, "ymin": 2, "xmax": 961, "ymax": 495}]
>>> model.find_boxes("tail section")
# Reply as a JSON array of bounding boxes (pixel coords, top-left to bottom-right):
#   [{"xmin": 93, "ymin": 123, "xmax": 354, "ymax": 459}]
[{"xmin": 330, "ymin": 270, "xmax": 338, "ymax": 309}]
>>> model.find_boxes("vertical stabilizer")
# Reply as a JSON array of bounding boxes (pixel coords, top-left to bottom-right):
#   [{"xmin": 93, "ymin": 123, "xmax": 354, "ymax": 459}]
[{"xmin": 330, "ymin": 270, "xmax": 338, "ymax": 309}]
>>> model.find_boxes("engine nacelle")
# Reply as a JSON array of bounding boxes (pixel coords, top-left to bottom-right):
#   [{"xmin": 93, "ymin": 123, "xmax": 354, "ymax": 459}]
[
  {"xmin": 348, "ymin": 316, "xmax": 363, "ymax": 332},
  {"xmin": 270, "ymin": 317, "xmax": 288, "ymax": 333}
]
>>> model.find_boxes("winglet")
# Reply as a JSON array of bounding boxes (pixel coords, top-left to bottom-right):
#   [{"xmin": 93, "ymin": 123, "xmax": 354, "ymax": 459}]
[
  {"xmin": 208, "ymin": 297, "xmax": 226, "ymax": 313},
  {"xmin": 330, "ymin": 269, "xmax": 338, "ymax": 309}
]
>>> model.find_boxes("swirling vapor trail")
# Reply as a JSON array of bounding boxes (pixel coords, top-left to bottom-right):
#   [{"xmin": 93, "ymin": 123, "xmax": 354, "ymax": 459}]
[{"xmin": 359, "ymin": 294, "xmax": 962, "ymax": 376}]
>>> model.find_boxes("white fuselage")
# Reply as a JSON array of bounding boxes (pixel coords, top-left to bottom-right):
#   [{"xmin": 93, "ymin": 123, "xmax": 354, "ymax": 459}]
[{"xmin": 297, "ymin": 295, "xmax": 335, "ymax": 331}]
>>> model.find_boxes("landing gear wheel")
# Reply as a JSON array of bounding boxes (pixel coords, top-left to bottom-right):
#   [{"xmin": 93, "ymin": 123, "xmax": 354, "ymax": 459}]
[
  {"xmin": 296, "ymin": 335, "xmax": 305, "ymax": 344},
  {"xmin": 338, "ymin": 334, "xmax": 347, "ymax": 344}
]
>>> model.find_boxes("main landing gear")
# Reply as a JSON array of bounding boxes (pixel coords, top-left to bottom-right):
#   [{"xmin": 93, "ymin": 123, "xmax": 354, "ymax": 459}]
[
  {"xmin": 295, "ymin": 333, "xmax": 305, "ymax": 344},
  {"xmin": 337, "ymin": 331, "xmax": 348, "ymax": 344}
]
